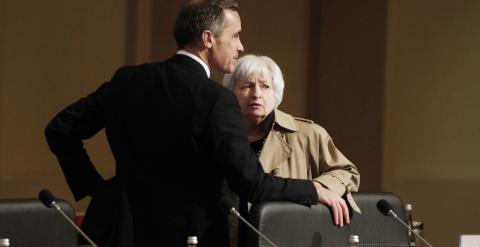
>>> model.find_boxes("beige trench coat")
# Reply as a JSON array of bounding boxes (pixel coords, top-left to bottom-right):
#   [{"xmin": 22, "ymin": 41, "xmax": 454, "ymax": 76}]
[
  {"xmin": 229, "ymin": 109, "xmax": 362, "ymax": 247},
  {"xmin": 258, "ymin": 109, "xmax": 361, "ymax": 213}
]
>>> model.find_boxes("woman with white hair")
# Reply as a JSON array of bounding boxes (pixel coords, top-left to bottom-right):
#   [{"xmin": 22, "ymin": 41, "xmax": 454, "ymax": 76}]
[{"xmin": 223, "ymin": 54, "xmax": 361, "ymax": 226}]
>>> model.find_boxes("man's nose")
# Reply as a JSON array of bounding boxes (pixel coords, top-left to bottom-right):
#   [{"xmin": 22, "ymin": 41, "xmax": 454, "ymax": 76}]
[{"xmin": 238, "ymin": 40, "xmax": 244, "ymax": 53}]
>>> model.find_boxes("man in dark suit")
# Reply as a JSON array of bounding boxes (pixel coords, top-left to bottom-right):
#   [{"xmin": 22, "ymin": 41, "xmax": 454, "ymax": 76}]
[{"xmin": 45, "ymin": 1, "xmax": 326, "ymax": 246}]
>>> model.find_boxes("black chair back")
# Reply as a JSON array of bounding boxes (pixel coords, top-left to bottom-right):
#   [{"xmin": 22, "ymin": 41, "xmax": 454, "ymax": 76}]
[
  {"xmin": 0, "ymin": 198, "xmax": 77, "ymax": 247},
  {"xmin": 350, "ymin": 193, "xmax": 410, "ymax": 246},
  {"xmin": 247, "ymin": 192, "xmax": 410, "ymax": 247}
]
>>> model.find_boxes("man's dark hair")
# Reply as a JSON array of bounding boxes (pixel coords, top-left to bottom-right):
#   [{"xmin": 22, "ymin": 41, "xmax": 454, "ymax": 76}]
[{"xmin": 174, "ymin": 0, "xmax": 239, "ymax": 49}]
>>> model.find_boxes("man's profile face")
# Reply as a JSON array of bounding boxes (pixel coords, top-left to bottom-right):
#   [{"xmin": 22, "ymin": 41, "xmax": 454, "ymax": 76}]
[{"xmin": 210, "ymin": 9, "xmax": 244, "ymax": 73}]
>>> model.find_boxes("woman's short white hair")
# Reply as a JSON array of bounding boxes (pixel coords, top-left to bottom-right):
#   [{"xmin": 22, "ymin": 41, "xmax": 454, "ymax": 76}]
[{"xmin": 222, "ymin": 54, "xmax": 285, "ymax": 107}]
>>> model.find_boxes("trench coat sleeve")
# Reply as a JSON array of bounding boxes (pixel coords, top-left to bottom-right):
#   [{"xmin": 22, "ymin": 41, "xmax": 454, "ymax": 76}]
[
  {"xmin": 310, "ymin": 125, "xmax": 360, "ymax": 197},
  {"xmin": 210, "ymin": 91, "xmax": 318, "ymax": 205}
]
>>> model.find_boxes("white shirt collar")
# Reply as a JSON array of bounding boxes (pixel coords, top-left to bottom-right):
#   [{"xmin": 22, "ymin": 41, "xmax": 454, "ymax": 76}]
[{"xmin": 176, "ymin": 50, "xmax": 211, "ymax": 78}]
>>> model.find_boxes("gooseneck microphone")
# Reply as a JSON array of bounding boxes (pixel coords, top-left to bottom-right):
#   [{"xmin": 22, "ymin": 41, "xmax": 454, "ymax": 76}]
[
  {"xmin": 38, "ymin": 189, "xmax": 99, "ymax": 247},
  {"xmin": 219, "ymin": 198, "xmax": 278, "ymax": 247},
  {"xmin": 376, "ymin": 199, "xmax": 433, "ymax": 247}
]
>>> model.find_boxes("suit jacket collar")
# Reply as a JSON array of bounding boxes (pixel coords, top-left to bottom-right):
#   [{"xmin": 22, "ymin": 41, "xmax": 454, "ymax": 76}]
[
  {"xmin": 176, "ymin": 50, "xmax": 211, "ymax": 77},
  {"xmin": 168, "ymin": 54, "xmax": 209, "ymax": 79}
]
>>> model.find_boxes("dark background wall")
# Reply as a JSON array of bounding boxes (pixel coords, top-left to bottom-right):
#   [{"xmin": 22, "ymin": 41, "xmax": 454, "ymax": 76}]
[{"xmin": 307, "ymin": 0, "xmax": 387, "ymax": 191}]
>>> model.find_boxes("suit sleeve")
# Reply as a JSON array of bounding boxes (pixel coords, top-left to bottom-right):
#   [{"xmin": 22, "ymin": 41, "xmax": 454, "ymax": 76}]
[
  {"xmin": 210, "ymin": 90, "xmax": 318, "ymax": 206},
  {"xmin": 44, "ymin": 67, "xmax": 129, "ymax": 201}
]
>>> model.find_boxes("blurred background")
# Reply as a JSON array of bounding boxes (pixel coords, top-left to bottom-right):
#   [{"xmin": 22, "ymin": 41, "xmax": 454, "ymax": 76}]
[{"xmin": 1, "ymin": 0, "xmax": 479, "ymax": 245}]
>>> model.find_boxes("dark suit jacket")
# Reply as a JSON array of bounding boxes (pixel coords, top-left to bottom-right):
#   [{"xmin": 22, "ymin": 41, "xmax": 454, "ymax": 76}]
[
  {"xmin": 45, "ymin": 54, "xmax": 317, "ymax": 246},
  {"xmin": 79, "ymin": 176, "xmax": 134, "ymax": 247}
]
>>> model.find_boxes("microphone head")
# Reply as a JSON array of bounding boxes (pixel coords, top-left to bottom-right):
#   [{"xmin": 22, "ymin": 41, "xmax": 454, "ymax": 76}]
[
  {"xmin": 218, "ymin": 197, "xmax": 235, "ymax": 215},
  {"xmin": 376, "ymin": 199, "xmax": 394, "ymax": 216},
  {"xmin": 38, "ymin": 189, "xmax": 56, "ymax": 208}
]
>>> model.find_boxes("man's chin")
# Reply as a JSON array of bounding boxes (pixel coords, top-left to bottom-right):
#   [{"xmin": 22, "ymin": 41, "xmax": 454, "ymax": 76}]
[
  {"xmin": 225, "ymin": 66, "xmax": 235, "ymax": 74},
  {"xmin": 211, "ymin": 63, "xmax": 233, "ymax": 74}
]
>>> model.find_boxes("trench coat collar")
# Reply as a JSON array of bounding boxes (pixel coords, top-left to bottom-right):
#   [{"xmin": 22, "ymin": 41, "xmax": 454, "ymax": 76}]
[
  {"xmin": 273, "ymin": 109, "xmax": 299, "ymax": 132},
  {"xmin": 258, "ymin": 109, "xmax": 297, "ymax": 173}
]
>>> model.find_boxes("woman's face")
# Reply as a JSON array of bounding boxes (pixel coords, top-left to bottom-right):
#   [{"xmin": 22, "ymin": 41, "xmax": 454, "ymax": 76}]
[{"xmin": 233, "ymin": 74, "xmax": 276, "ymax": 124}]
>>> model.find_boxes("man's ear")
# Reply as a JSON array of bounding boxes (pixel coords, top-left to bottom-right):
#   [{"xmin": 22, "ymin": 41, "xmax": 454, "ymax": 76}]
[{"xmin": 201, "ymin": 30, "xmax": 215, "ymax": 49}]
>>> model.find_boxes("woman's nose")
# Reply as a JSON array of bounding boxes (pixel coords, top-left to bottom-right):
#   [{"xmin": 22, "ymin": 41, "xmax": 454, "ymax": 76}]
[{"xmin": 252, "ymin": 85, "xmax": 262, "ymax": 98}]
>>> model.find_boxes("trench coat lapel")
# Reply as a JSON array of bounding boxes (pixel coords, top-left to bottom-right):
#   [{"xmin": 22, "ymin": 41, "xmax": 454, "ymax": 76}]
[{"xmin": 258, "ymin": 128, "xmax": 292, "ymax": 174}]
